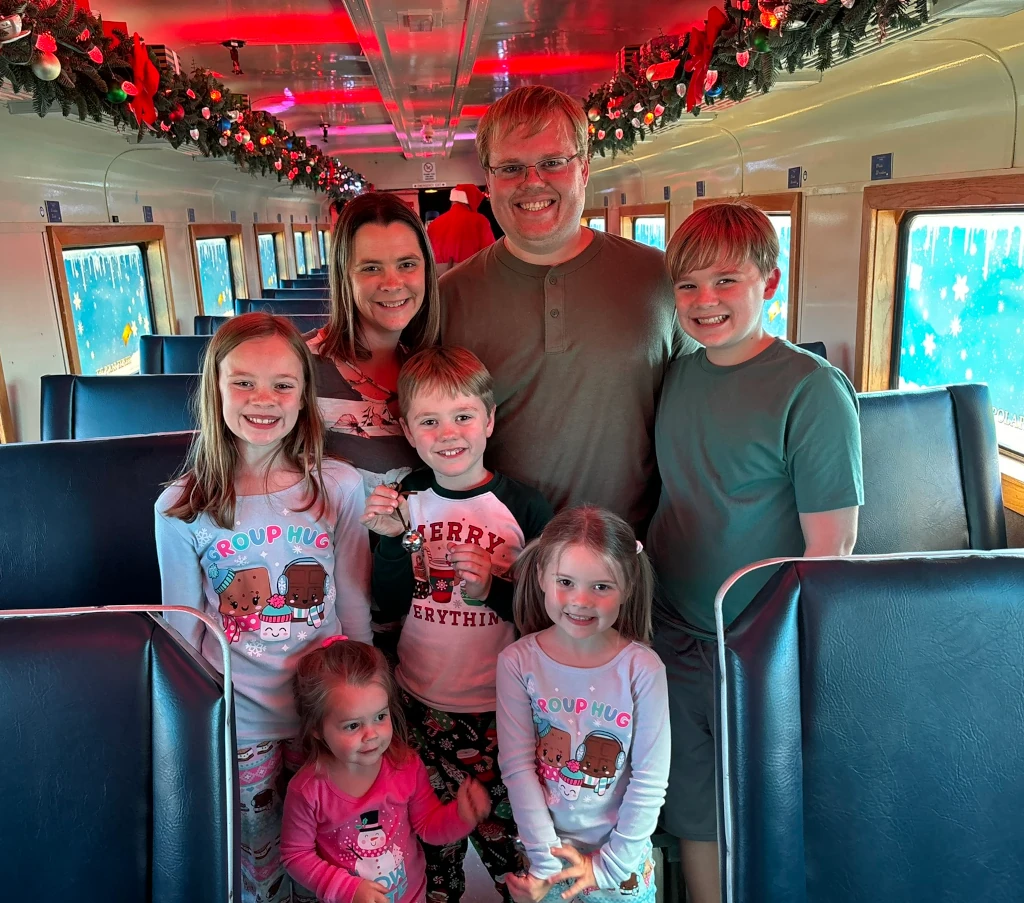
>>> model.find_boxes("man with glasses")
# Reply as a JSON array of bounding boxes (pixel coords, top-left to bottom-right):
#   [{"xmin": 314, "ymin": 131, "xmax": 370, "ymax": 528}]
[{"xmin": 441, "ymin": 85, "xmax": 693, "ymax": 530}]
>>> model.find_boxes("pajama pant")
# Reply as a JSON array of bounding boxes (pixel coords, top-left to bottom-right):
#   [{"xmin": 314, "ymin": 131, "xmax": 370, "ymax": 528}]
[
  {"xmin": 400, "ymin": 689, "xmax": 521, "ymax": 902},
  {"xmin": 237, "ymin": 739, "xmax": 316, "ymax": 903},
  {"xmin": 538, "ymin": 840, "xmax": 657, "ymax": 903}
]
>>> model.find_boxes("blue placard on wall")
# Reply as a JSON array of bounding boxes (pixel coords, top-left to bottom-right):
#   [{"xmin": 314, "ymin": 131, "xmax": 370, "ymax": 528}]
[
  {"xmin": 231, "ymin": 210, "xmax": 237, "ymax": 223},
  {"xmin": 143, "ymin": 205, "xmax": 153, "ymax": 223},
  {"xmin": 277, "ymin": 213, "xmax": 283, "ymax": 223},
  {"xmin": 696, "ymin": 181, "xmax": 706, "ymax": 198},
  {"xmin": 788, "ymin": 166, "xmax": 802, "ymax": 189},
  {"xmin": 187, "ymin": 207, "xmax": 196, "ymax": 223},
  {"xmin": 663, "ymin": 185, "xmax": 671, "ymax": 201},
  {"xmin": 620, "ymin": 192, "xmax": 626, "ymax": 204},
  {"xmin": 290, "ymin": 214, "xmax": 294, "ymax": 223},
  {"xmin": 45, "ymin": 200, "xmax": 62, "ymax": 223},
  {"xmin": 603, "ymin": 196, "xmax": 609, "ymax": 207},
  {"xmin": 871, "ymin": 153, "xmax": 893, "ymax": 181}
]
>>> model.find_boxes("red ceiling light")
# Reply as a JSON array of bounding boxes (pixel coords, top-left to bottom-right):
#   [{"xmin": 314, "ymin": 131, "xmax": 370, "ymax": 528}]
[{"xmin": 222, "ymin": 39, "xmax": 246, "ymax": 76}]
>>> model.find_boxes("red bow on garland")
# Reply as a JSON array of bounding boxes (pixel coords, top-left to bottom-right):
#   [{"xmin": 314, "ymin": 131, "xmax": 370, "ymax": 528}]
[
  {"xmin": 127, "ymin": 33, "xmax": 160, "ymax": 127},
  {"xmin": 683, "ymin": 5, "xmax": 730, "ymax": 112}
]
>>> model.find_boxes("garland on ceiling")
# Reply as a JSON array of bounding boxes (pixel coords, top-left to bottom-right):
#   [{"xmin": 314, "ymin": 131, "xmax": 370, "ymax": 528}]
[
  {"xmin": 583, "ymin": 0, "xmax": 929, "ymax": 158},
  {"xmin": 0, "ymin": 0, "xmax": 370, "ymax": 197}
]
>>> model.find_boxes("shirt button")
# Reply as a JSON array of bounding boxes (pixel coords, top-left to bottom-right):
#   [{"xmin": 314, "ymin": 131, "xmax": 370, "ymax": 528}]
[
  {"xmin": 550, "ymin": 308, "xmax": 560, "ymax": 318},
  {"xmin": 548, "ymin": 276, "xmax": 557, "ymax": 285}
]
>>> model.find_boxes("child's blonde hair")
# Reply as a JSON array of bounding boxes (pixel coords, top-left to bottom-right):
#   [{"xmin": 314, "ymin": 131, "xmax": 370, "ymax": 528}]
[
  {"xmin": 665, "ymin": 202, "xmax": 780, "ymax": 283},
  {"xmin": 164, "ymin": 312, "xmax": 327, "ymax": 529},
  {"xmin": 292, "ymin": 638, "xmax": 410, "ymax": 767},
  {"xmin": 397, "ymin": 345, "xmax": 495, "ymax": 419},
  {"xmin": 513, "ymin": 506, "xmax": 654, "ymax": 642}
]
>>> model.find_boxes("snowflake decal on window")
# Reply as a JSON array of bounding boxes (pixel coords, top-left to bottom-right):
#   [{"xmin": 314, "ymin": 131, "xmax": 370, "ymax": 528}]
[{"xmin": 244, "ymin": 641, "xmax": 266, "ymax": 658}]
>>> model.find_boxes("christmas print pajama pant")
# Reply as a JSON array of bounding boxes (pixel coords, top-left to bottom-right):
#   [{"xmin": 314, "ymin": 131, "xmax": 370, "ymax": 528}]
[
  {"xmin": 237, "ymin": 739, "xmax": 316, "ymax": 903},
  {"xmin": 400, "ymin": 689, "xmax": 521, "ymax": 902}
]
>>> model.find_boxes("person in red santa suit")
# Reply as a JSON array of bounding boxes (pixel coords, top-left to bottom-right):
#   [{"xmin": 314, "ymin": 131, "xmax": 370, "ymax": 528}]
[{"xmin": 427, "ymin": 184, "xmax": 495, "ymax": 270}]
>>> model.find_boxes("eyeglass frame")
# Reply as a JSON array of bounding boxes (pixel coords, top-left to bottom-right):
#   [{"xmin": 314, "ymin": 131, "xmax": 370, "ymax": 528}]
[{"xmin": 483, "ymin": 152, "xmax": 584, "ymax": 182}]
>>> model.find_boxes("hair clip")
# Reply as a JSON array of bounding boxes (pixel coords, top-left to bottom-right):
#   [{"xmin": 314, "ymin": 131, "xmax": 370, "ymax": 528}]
[
  {"xmin": 321, "ymin": 635, "xmax": 348, "ymax": 649},
  {"xmin": 636, "ymin": 540, "xmax": 644, "ymax": 555}
]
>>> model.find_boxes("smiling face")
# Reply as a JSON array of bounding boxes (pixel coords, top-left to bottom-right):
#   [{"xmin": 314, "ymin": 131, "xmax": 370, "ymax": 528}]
[
  {"xmin": 673, "ymin": 256, "xmax": 782, "ymax": 366},
  {"xmin": 349, "ymin": 221, "xmax": 426, "ymax": 349},
  {"xmin": 319, "ymin": 680, "xmax": 393, "ymax": 771},
  {"xmin": 540, "ymin": 543, "xmax": 624, "ymax": 640},
  {"xmin": 218, "ymin": 334, "xmax": 304, "ymax": 454},
  {"xmin": 484, "ymin": 118, "xmax": 589, "ymax": 262},
  {"xmin": 401, "ymin": 388, "xmax": 494, "ymax": 491}
]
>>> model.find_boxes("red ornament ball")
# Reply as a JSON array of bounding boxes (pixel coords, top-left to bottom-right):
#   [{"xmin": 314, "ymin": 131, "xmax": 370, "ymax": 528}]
[{"xmin": 169, "ymin": 104, "xmax": 185, "ymax": 122}]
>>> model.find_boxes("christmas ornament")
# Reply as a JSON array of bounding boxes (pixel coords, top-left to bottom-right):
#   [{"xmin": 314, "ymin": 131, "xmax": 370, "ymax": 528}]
[
  {"xmin": 597, "ymin": 129, "xmax": 606, "ymax": 140},
  {"xmin": 285, "ymin": 139, "xmax": 293, "ymax": 150},
  {"xmin": 631, "ymin": 117, "xmax": 641, "ymax": 128},
  {"xmin": 267, "ymin": 126, "xmax": 276, "ymax": 135},
  {"xmin": 123, "ymin": 81, "xmax": 139, "ymax": 97},
  {"xmin": 245, "ymin": 140, "xmax": 255, "ymax": 151},
  {"xmin": 227, "ymin": 110, "xmax": 241, "ymax": 122},
  {"xmin": 77, "ymin": 27, "xmax": 90, "ymax": 41},
  {"xmin": 87, "ymin": 46, "xmax": 103, "ymax": 64},
  {"xmin": 35, "ymin": 32, "xmax": 57, "ymax": 53},
  {"xmin": 588, "ymin": 124, "xmax": 596, "ymax": 136},
  {"xmin": 169, "ymin": 104, "xmax": 185, "ymax": 122},
  {"xmin": 202, "ymin": 107, "xmax": 211, "ymax": 119},
  {"xmin": 305, "ymin": 165, "xmax": 312, "ymax": 173},
  {"xmin": 220, "ymin": 118, "xmax": 232, "ymax": 132},
  {"xmin": 161, "ymin": 122, "xmax": 172, "ymax": 132},
  {"xmin": 107, "ymin": 86, "xmax": 128, "ymax": 104},
  {"xmin": 274, "ymin": 160, "xmax": 282, "ymax": 171},
  {"xmin": 190, "ymin": 128, "xmax": 199, "ymax": 140},
  {"xmin": 761, "ymin": 9, "xmax": 779, "ymax": 29},
  {"xmin": 209, "ymin": 89, "xmax": 222, "ymax": 103},
  {"xmin": 186, "ymin": 89, "xmax": 196, "ymax": 99},
  {"xmin": 238, "ymin": 128, "xmax": 251, "ymax": 143},
  {"xmin": 259, "ymin": 136, "xmax": 270, "ymax": 146},
  {"xmin": 654, "ymin": 104, "xmax": 665, "ymax": 117},
  {"xmin": 752, "ymin": 31, "xmax": 771, "ymax": 52},
  {"xmin": 676, "ymin": 83, "xmax": 686, "ymax": 97},
  {"xmin": 614, "ymin": 128, "xmax": 623, "ymax": 139},
  {"xmin": 234, "ymin": 132, "xmax": 245, "ymax": 143},
  {"xmin": 736, "ymin": 49, "xmax": 751, "ymax": 68},
  {"xmin": 841, "ymin": 0, "xmax": 856, "ymax": 6},
  {"xmin": 0, "ymin": 13, "xmax": 30, "ymax": 44},
  {"xmin": 219, "ymin": 135, "xmax": 229, "ymax": 146},
  {"xmin": 704, "ymin": 70, "xmax": 719, "ymax": 92},
  {"xmin": 705, "ymin": 82, "xmax": 724, "ymax": 98},
  {"xmin": 31, "ymin": 51, "xmax": 61, "ymax": 81},
  {"xmin": 643, "ymin": 111, "xmax": 655, "ymax": 125},
  {"xmin": 633, "ymin": 103, "xmax": 643, "ymax": 113}
]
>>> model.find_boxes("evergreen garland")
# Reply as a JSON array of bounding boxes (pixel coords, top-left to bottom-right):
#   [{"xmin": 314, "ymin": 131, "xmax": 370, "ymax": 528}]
[
  {"xmin": 584, "ymin": 0, "xmax": 930, "ymax": 158},
  {"xmin": 0, "ymin": 0, "xmax": 369, "ymax": 197}
]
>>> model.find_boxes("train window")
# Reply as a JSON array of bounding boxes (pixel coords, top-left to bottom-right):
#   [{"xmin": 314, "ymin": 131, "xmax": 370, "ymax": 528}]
[
  {"xmin": 318, "ymin": 228, "xmax": 328, "ymax": 265},
  {"xmin": 294, "ymin": 230, "xmax": 307, "ymax": 275},
  {"xmin": 766, "ymin": 214, "xmax": 792, "ymax": 339},
  {"xmin": 61, "ymin": 244, "xmax": 153, "ymax": 375},
  {"xmin": 583, "ymin": 216, "xmax": 606, "ymax": 231},
  {"xmin": 633, "ymin": 216, "xmax": 666, "ymax": 250},
  {"xmin": 195, "ymin": 238, "xmax": 236, "ymax": 314},
  {"xmin": 256, "ymin": 226, "xmax": 288, "ymax": 290},
  {"xmin": 895, "ymin": 211, "xmax": 1024, "ymax": 457}
]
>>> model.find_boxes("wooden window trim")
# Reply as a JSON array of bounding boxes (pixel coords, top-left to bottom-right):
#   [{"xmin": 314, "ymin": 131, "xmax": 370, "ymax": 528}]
[
  {"xmin": 188, "ymin": 224, "xmax": 247, "ymax": 315},
  {"xmin": 692, "ymin": 193, "xmax": 803, "ymax": 343},
  {"xmin": 857, "ymin": 174, "xmax": 1024, "ymax": 516},
  {"xmin": 0, "ymin": 355, "xmax": 14, "ymax": 443},
  {"xmin": 292, "ymin": 223, "xmax": 314, "ymax": 275},
  {"xmin": 254, "ymin": 223, "xmax": 289, "ymax": 292},
  {"xmin": 315, "ymin": 224, "xmax": 331, "ymax": 270},
  {"xmin": 618, "ymin": 202, "xmax": 671, "ymax": 243},
  {"xmin": 45, "ymin": 225, "xmax": 175, "ymax": 374}
]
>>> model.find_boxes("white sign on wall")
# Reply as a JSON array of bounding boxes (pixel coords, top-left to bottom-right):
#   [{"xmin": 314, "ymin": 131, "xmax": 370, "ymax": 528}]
[{"xmin": 421, "ymin": 160, "xmax": 437, "ymax": 182}]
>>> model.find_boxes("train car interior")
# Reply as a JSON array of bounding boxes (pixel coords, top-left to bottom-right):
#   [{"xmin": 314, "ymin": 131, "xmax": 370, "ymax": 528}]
[{"xmin": 2, "ymin": 0, "xmax": 1024, "ymax": 900}]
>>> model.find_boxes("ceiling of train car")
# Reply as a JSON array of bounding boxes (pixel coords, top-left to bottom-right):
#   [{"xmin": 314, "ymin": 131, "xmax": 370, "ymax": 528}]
[{"xmin": 101, "ymin": 0, "xmax": 712, "ymax": 159}]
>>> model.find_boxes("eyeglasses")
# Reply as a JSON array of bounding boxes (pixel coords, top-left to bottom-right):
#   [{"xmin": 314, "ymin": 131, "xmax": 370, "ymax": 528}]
[{"xmin": 485, "ymin": 153, "xmax": 582, "ymax": 182}]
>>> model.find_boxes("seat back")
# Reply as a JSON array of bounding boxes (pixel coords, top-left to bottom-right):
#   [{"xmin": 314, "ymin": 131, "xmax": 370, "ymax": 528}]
[
  {"xmin": 282, "ymin": 277, "xmax": 328, "ymax": 289},
  {"xmin": 796, "ymin": 340, "xmax": 827, "ymax": 360},
  {"xmin": 1, "ymin": 608, "xmax": 238, "ymax": 902},
  {"xmin": 856, "ymin": 384, "xmax": 1006, "ymax": 553},
  {"xmin": 261, "ymin": 287, "xmax": 330, "ymax": 300},
  {"xmin": 194, "ymin": 313, "xmax": 328, "ymax": 334},
  {"xmin": 41, "ymin": 374, "xmax": 199, "ymax": 440},
  {"xmin": 234, "ymin": 296, "xmax": 328, "ymax": 316},
  {"xmin": 720, "ymin": 553, "xmax": 1024, "ymax": 903},
  {"xmin": 140, "ymin": 334, "xmax": 212, "ymax": 374},
  {"xmin": 0, "ymin": 433, "xmax": 192, "ymax": 609}
]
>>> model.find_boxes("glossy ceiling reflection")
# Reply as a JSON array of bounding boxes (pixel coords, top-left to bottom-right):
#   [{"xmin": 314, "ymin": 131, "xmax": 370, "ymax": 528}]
[{"xmin": 97, "ymin": 0, "xmax": 712, "ymax": 159}]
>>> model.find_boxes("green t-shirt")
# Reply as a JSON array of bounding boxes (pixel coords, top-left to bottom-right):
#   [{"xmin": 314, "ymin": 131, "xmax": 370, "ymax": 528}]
[{"xmin": 647, "ymin": 340, "xmax": 864, "ymax": 637}]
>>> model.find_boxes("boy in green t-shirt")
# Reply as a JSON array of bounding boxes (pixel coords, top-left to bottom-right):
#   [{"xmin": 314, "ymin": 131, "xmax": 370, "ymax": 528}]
[{"xmin": 647, "ymin": 203, "xmax": 864, "ymax": 903}]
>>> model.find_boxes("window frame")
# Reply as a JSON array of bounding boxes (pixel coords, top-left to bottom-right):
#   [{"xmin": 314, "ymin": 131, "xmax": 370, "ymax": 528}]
[
  {"xmin": 618, "ymin": 203, "xmax": 670, "ymax": 249},
  {"xmin": 254, "ymin": 223, "xmax": 289, "ymax": 293},
  {"xmin": 188, "ymin": 224, "xmax": 248, "ymax": 316},
  {"xmin": 0, "ymin": 355, "xmax": 13, "ymax": 443},
  {"xmin": 316, "ymin": 225, "xmax": 331, "ymax": 270},
  {"xmin": 292, "ymin": 223, "xmax": 314, "ymax": 276},
  {"xmin": 693, "ymin": 192, "xmax": 803, "ymax": 344},
  {"xmin": 45, "ymin": 225, "xmax": 175, "ymax": 374},
  {"xmin": 857, "ymin": 174, "xmax": 1024, "ymax": 514},
  {"xmin": 581, "ymin": 208, "xmax": 609, "ymax": 232}
]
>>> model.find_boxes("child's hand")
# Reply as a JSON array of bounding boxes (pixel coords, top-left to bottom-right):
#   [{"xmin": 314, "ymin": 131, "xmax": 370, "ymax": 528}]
[
  {"xmin": 448, "ymin": 543, "xmax": 493, "ymax": 600},
  {"xmin": 505, "ymin": 871, "xmax": 551, "ymax": 903},
  {"xmin": 352, "ymin": 878, "xmax": 390, "ymax": 903},
  {"xmin": 456, "ymin": 776, "xmax": 491, "ymax": 825},
  {"xmin": 549, "ymin": 844, "xmax": 598, "ymax": 899},
  {"xmin": 360, "ymin": 485, "xmax": 410, "ymax": 538}
]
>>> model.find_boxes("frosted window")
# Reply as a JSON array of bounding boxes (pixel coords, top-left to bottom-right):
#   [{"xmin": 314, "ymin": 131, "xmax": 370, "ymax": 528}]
[
  {"xmin": 765, "ymin": 215, "xmax": 792, "ymax": 339},
  {"xmin": 633, "ymin": 216, "xmax": 665, "ymax": 250},
  {"xmin": 259, "ymin": 233, "xmax": 278, "ymax": 288},
  {"xmin": 196, "ymin": 238, "xmax": 234, "ymax": 313},
  {"xmin": 588, "ymin": 218, "xmax": 606, "ymax": 232},
  {"xmin": 318, "ymin": 229, "xmax": 327, "ymax": 265},
  {"xmin": 897, "ymin": 211, "xmax": 1024, "ymax": 456},
  {"xmin": 62, "ymin": 245, "xmax": 152, "ymax": 375},
  {"xmin": 303, "ymin": 231, "xmax": 315, "ymax": 269},
  {"xmin": 294, "ymin": 231, "xmax": 307, "ymax": 275}
]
